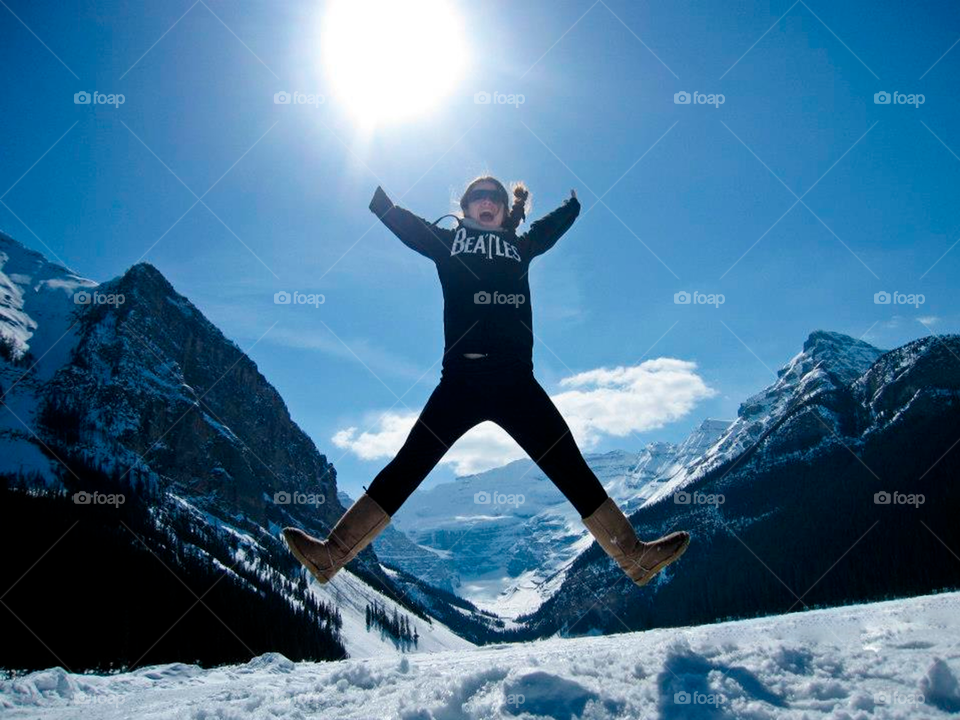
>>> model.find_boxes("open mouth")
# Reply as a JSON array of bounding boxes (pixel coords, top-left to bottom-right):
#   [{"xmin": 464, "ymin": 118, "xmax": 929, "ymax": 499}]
[{"xmin": 480, "ymin": 211, "xmax": 494, "ymax": 222}]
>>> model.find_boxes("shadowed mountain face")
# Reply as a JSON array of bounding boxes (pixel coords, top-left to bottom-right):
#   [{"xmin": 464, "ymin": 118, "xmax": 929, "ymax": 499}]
[
  {"xmin": 1, "ymin": 233, "xmax": 505, "ymax": 671},
  {"xmin": 4, "ymin": 231, "xmax": 957, "ymax": 660},
  {"xmin": 520, "ymin": 332, "xmax": 960, "ymax": 639},
  {"xmin": 374, "ymin": 332, "xmax": 893, "ymax": 620},
  {"xmin": 374, "ymin": 421, "xmax": 732, "ymax": 616},
  {"xmin": 47, "ymin": 262, "xmax": 343, "ymax": 532},
  {"xmin": 641, "ymin": 330, "xmax": 887, "ymax": 508},
  {"xmin": 2, "ymin": 231, "xmax": 341, "ymax": 531},
  {"xmin": 3, "ymin": 256, "xmax": 342, "ymax": 537}
]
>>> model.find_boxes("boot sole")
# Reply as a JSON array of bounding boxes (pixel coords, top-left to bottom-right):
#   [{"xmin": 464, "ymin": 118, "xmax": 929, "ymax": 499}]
[
  {"xmin": 632, "ymin": 534, "xmax": 691, "ymax": 587},
  {"xmin": 284, "ymin": 530, "xmax": 336, "ymax": 584}
]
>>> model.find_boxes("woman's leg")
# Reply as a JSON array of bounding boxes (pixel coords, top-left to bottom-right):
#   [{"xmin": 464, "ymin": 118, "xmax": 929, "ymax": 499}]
[
  {"xmin": 489, "ymin": 371, "xmax": 609, "ymax": 518},
  {"xmin": 365, "ymin": 375, "xmax": 485, "ymax": 516}
]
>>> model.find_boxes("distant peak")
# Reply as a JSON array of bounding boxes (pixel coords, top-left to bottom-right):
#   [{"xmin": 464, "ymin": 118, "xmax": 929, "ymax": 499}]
[
  {"xmin": 0, "ymin": 230, "xmax": 90, "ymax": 284},
  {"xmin": 87, "ymin": 261, "xmax": 198, "ymax": 324},
  {"xmin": 112, "ymin": 261, "xmax": 176, "ymax": 294},
  {"xmin": 125, "ymin": 262, "xmax": 165, "ymax": 279},
  {"xmin": 803, "ymin": 329, "xmax": 878, "ymax": 354},
  {"xmin": 698, "ymin": 418, "xmax": 733, "ymax": 429}
]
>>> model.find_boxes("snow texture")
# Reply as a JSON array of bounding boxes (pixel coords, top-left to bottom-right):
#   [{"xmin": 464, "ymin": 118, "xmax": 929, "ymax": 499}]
[{"xmin": 2, "ymin": 590, "xmax": 958, "ymax": 719}]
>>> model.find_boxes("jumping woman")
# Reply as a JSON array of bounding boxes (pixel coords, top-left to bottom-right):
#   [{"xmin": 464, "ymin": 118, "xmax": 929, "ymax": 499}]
[{"xmin": 283, "ymin": 178, "xmax": 690, "ymax": 590}]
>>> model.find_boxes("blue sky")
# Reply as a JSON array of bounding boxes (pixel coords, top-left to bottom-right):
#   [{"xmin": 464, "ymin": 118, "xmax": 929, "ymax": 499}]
[{"xmin": 1, "ymin": 0, "xmax": 957, "ymax": 500}]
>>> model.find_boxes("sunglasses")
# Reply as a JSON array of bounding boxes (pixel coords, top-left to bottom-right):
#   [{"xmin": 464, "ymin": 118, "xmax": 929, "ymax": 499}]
[{"xmin": 464, "ymin": 188, "xmax": 504, "ymax": 206}]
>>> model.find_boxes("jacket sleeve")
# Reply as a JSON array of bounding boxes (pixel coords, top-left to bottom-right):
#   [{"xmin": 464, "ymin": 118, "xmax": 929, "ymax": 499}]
[
  {"xmin": 518, "ymin": 196, "xmax": 581, "ymax": 260},
  {"xmin": 369, "ymin": 185, "xmax": 449, "ymax": 263}
]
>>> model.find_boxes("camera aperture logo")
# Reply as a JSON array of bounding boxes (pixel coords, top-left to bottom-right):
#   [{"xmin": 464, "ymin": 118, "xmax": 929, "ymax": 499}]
[
  {"xmin": 74, "ymin": 90, "xmax": 125, "ymax": 108},
  {"xmin": 274, "ymin": 91, "xmax": 324, "ymax": 107},
  {"xmin": 74, "ymin": 490, "xmax": 125, "ymax": 508},
  {"xmin": 474, "ymin": 91, "xmax": 525, "ymax": 108},
  {"xmin": 674, "ymin": 290, "xmax": 725, "ymax": 307},
  {"xmin": 674, "ymin": 691, "xmax": 725, "ymax": 705},
  {"xmin": 875, "ymin": 690, "xmax": 925, "ymax": 706},
  {"xmin": 474, "ymin": 290, "xmax": 525, "ymax": 307},
  {"xmin": 274, "ymin": 290, "xmax": 325, "ymax": 307},
  {"xmin": 675, "ymin": 490, "xmax": 724, "ymax": 506},
  {"xmin": 674, "ymin": 91, "xmax": 725, "ymax": 108},
  {"xmin": 74, "ymin": 290, "xmax": 125, "ymax": 306},
  {"xmin": 874, "ymin": 491, "xmax": 924, "ymax": 508},
  {"xmin": 73, "ymin": 694, "xmax": 125, "ymax": 708},
  {"xmin": 474, "ymin": 490, "xmax": 525, "ymax": 508},
  {"xmin": 273, "ymin": 490, "xmax": 325, "ymax": 506},
  {"xmin": 873, "ymin": 290, "xmax": 924, "ymax": 308},
  {"xmin": 874, "ymin": 91, "xmax": 924, "ymax": 108}
]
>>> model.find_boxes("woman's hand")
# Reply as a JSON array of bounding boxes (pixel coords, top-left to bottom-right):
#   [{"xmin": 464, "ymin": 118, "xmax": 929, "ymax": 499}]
[{"xmin": 370, "ymin": 185, "xmax": 394, "ymax": 216}]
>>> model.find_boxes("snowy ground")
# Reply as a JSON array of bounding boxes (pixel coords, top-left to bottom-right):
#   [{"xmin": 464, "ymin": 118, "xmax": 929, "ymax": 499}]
[{"xmin": 2, "ymin": 591, "xmax": 959, "ymax": 719}]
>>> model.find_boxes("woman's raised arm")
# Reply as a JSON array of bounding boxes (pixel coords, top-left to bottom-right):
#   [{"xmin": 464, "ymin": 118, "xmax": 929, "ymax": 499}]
[
  {"xmin": 518, "ymin": 189, "xmax": 580, "ymax": 260},
  {"xmin": 369, "ymin": 185, "xmax": 449, "ymax": 263}
]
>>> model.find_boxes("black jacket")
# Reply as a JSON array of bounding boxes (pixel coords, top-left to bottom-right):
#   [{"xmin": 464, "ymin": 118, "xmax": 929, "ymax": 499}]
[{"xmin": 369, "ymin": 186, "xmax": 581, "ymax": 372}]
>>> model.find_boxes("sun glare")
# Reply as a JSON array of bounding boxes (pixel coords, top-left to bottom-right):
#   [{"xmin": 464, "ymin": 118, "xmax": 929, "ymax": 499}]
[{"xmin": 321, "ymin": 0, "xmax": 467, "ymax": 128}]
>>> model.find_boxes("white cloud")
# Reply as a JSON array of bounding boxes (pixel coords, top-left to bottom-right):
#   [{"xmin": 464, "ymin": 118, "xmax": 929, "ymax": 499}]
[
  {"xmin": 553, "ymin": 358, "xmax": 718, "ymax": 440},
  {"xmin": 917, "ymin": 316, "xmax": 940, "ymax": 326},
  {"xmin": 332, "ymin": 357, "xmax": 717, "ymax": 476},
  {"xmin": 332, "ymin": 409, "xmax": 529, "ymax": 476}
]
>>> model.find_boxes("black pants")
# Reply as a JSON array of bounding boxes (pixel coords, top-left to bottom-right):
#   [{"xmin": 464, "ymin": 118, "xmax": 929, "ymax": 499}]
[{"xmin": 365, "ymin": 354, "xmax": 609, "ymax": 518}]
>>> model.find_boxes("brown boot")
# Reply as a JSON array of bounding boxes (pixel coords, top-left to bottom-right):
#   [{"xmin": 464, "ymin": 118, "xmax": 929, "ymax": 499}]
[
  {"xmin": 582, "ymin": 496, "xmax": 690, "ymax": 587},
  {"xmin": 282, "ymin": 493, "xmax": 391, "ymax": 584}
]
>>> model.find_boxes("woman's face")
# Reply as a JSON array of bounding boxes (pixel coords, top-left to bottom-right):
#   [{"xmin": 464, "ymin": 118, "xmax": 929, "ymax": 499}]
[{"xmin": 466, "ymin": 182, "xmax": 506, "ymax": 229}]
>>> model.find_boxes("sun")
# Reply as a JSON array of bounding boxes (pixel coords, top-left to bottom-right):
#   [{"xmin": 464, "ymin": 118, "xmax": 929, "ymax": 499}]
[{"xmin": 321, "ymin": 0, "xmax": 467, "ymax": 128}]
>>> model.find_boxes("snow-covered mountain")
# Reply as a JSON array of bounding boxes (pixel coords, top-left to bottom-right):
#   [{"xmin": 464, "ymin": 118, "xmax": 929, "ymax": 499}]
[
  {"xmin": 523, "ymin": 331, "xmax": 960, "ymax": 638},
  {"xmin": 0, "ymin": 234, "xmax": 97, "ymax": 477},
  {"xmin": 642, "ymin": 330, "xmax": 886, "ymax": 508},
  {"xmin": 0, "ymin": 236, "xmax": 95, "ymax": 366},
  {"xmin": 4, "ymin": 589, "xmax": 959, "ymax": 718},
  {"xmin": 373, "ymin": 420, "xmax": 731, "ymax": 620},
  {"xmin": 369, "ymin": 331, "xmax": 929, "ymax": 624},
  {"xmin": 623, "ymin": 418, "xmax": 733, "ymax": 514},
  {"xmin": 5, "ymin": 230, "xmax": 957, "ymax": 674},
  {"xmin": 0, "ymin": 232, "xmax": 492, "ymax": 668},
  {"xmin": 339, "ymin": 490, "xmax": 463, "ymax": 599},
  {"xmin": 373, "ymin": 331, "xmax": 889, "ymax": 625}
]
